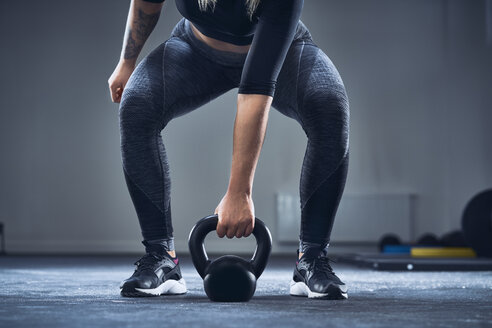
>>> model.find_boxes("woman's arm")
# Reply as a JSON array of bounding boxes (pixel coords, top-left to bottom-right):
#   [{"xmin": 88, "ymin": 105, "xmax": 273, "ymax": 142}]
[
  {"xmin": 215, "ymin": 0, "xmax": 303, "ymax": 238},
  {"xmin": 215, "ymin": 94, "xmax": 272, "ymax": 238},
  {"xmin": 120, "ymin": 0, "xmax": 163, "ymax": 65},
  {"xmin": 108, "ymin": 0, "xmax": 164, "ymax": 103},
  {"xmin": 228, "ymin": 94, "xmax": 272, "ymax": 196}
]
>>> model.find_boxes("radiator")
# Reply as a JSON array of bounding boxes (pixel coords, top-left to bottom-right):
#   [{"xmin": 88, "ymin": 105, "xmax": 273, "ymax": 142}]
[{"xmin": 275, "ymin": 192, "xmax": 415, "ymax": 244}]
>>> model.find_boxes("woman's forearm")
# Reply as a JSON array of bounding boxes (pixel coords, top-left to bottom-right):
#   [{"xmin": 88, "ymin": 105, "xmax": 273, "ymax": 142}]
[
  {"xmin": 227, "ymin": 94, "xmax": 273, "ymax": 196},
  {"xmin": 120, "ymin": 0, "xmax": 164, "ymax": 66}
]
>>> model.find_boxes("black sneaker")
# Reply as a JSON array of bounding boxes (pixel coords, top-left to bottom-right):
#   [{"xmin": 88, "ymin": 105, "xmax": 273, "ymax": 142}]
[
  {"xmin": 290, "ymin": 248, "xmax": 347, "ymax": 299},
  {"xmin": 120, "ymin": 252, "xmax": 187, "ymax": 297}
]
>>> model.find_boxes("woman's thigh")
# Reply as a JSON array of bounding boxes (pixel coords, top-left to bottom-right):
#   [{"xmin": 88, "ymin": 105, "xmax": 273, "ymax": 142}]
[
  {"xmin": 120, "ymin": 36, "xmax": 237, "ymax": 132},
  {"xmin": 272, "ymin": 40, "xmax": 349, "ymax": 139}
]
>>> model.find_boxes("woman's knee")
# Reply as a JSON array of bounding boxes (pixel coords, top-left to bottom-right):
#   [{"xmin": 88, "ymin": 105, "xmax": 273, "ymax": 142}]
[
  {"xmin": 118, "ymin": 91, "xmax": 165, "ymax": 168},
  {"xmin": 301, "ymin": 88, "xmax": 349, "ymax": 148},
  {"xmin": 118, "ymin": 70, "xmax": 167, "ymax": 138},
  {"xmin": 120, "ymin": 88, "xmax": 156, "ymax": 128},
  {"xmin": 119, "ymin": 48, "xmax": 166, "ymax": 134}
]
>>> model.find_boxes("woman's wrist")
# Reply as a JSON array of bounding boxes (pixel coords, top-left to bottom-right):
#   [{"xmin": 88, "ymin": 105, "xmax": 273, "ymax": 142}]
[
  {"xmin": 226, "ymin": 184, "xmax": 252, "ymax": 197},
  {"xmin": 227, "ymin": 181, "xmax": 253, "ymax": 197},
  {"xmin": 119, "ymin": 58, "xmax": 137, "ymax": 69},
  {"xmin": 227, "ymin": 171, "xmax": 253, "ymax": 196}
]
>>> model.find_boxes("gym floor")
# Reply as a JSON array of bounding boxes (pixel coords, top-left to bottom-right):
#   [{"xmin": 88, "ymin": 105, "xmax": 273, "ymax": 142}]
[{"xmin": 1, "ymin": 255, "xmax": 491, "ymax": 328}]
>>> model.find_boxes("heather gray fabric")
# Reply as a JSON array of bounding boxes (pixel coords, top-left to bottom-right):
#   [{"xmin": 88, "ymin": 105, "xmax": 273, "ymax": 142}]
[{"xmin": 119, "ymin": 17, "xmax": 349, "ymax": 252}]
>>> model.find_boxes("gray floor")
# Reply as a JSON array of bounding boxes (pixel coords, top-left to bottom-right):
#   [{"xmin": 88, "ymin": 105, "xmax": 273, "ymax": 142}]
[{"xmin": 1, "ymin": 255, "xmax": 491, "ymax": 328}]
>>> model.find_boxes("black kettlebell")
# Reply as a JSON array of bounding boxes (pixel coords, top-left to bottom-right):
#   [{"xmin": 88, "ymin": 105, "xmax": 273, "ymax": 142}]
[
  {"xmin": 378, "ymin": 233, "xmax": 402, "ymax": 252},
  {"xmin": 188, "ymin": 214, "xmax": 272, "ymax": 302},
  {"xmin": 416, "ymin": 233, "xmax": 441, "ymax": 246}
]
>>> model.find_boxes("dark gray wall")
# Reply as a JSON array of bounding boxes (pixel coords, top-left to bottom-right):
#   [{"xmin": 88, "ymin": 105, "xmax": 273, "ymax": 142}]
[{"xmin": 1, "ymin": 0, "xmax": 491, "ymax": 254}]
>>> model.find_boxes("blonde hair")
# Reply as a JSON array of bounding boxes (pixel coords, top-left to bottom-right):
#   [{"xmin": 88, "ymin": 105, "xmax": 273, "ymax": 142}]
[{"xmin": 197, "ymin": 0, "xmax": 261, "ymax": 21}]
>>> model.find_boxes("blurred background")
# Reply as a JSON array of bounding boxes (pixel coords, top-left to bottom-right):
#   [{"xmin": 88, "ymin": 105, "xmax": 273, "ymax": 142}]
[{"xmin": 0, "ymin": 0, "xmax": 491, "ymax": 255}]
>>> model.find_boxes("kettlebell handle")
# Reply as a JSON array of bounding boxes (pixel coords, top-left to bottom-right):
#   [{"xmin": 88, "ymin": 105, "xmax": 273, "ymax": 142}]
[{"xmin": 188, "ymin": 214, "xmax": 272, "ymax": 279}]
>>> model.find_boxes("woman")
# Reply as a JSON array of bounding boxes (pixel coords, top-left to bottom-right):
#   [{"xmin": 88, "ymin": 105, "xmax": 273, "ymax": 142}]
[{"xmin": 108, "ymin": 0, "xmax": 349, "ymax": 300}]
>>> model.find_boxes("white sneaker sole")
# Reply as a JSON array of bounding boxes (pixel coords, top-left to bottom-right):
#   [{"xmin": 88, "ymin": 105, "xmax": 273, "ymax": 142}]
[
  {"xmin": 133, "ymin": 278, "xmax": 187, "ymax": 296},
  {"xmin": 289, "ymin": 280, "xmax": 348, "ymax": 299}
]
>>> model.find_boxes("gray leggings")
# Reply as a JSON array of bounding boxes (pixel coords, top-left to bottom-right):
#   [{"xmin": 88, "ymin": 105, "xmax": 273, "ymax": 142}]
[{"xmin": 119, "ymin": 17, "xmax": 349, "ymax": 252}]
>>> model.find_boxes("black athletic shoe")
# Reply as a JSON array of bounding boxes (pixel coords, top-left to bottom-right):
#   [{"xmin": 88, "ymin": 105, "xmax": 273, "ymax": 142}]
[
  {"xmin": 120, "ymin": 252, "xmax": 187, "ymax": 297},
  {"xmin": 290, "ymin": 248, "xmax": 348, "ymax": 299}
]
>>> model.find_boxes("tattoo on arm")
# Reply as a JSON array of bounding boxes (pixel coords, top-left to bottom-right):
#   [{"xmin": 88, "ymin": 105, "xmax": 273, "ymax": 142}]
[{"xmin": 124, "ymin": 9, "xmax": 160, "ymax": 60}]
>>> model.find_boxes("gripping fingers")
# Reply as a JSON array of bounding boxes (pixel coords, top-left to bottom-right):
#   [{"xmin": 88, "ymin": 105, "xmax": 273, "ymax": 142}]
[
  {"xmin": 216, "ymin": 220, "xmax": 226, "ymax": 238},
  {"xmin": 244, "ymin": 221, "xmax": 254, "ymax": 237},
  {"xmin": 226, "ymin": 225, "xmax": 236, "ymax": 239},
  {"xmin": 235, "ymin": 223, "xmax": 247, "ymax": 238}
]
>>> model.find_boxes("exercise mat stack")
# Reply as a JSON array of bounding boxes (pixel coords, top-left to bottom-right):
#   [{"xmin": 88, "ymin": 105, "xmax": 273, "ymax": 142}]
[
  {"xmin": 379, "ymin": 230, "xmax": 476, "ymax": 258},
  {"xmin": 336, "ymin": 189, "xmax": 492, "ymax": 271}
]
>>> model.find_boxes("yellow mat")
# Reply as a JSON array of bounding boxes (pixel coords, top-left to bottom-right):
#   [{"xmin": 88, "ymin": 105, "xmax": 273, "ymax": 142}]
[{"xmin": 411, "ymin": 247, "xmax": 476, "ymax": 258}]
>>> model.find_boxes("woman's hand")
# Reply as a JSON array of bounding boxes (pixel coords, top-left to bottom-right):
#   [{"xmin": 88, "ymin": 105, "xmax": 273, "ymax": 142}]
[
  {"xmin": 214, "ymin": 191, "xmax": 255, "ymax": 238},
  {"xmin": 108, "ymin": 60, "xmax": 135, "ymax": 103},
  {"xmin": 109, "ymin": 0, "xmax": 162, "ymax": 103}
]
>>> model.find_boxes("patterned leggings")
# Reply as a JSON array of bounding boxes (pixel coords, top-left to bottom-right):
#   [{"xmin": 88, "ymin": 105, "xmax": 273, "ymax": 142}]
[{"xmin": 119, "ymin": 17, "xmax": 349, "ymax": 252}]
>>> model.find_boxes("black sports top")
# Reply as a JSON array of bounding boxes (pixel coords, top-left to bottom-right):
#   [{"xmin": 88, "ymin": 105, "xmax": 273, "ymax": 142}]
[{"xmin": 143, "ymin": 0, "xmax": 304, "ymax": 97}]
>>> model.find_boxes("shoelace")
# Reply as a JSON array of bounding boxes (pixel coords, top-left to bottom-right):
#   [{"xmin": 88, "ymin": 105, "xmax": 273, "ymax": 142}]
[
  {"xmin": 134, "ymin": 253, "xmax": 165, "ymax": 272},
  {"xmin": 311, "ymin": 255, "xmax": 337, "ymax": 276}
]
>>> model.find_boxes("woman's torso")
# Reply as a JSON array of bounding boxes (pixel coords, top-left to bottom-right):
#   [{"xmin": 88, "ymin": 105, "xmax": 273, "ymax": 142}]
[{"xmin": 175, "ymin": 0, "xmax": 264, "ymax": 53}]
